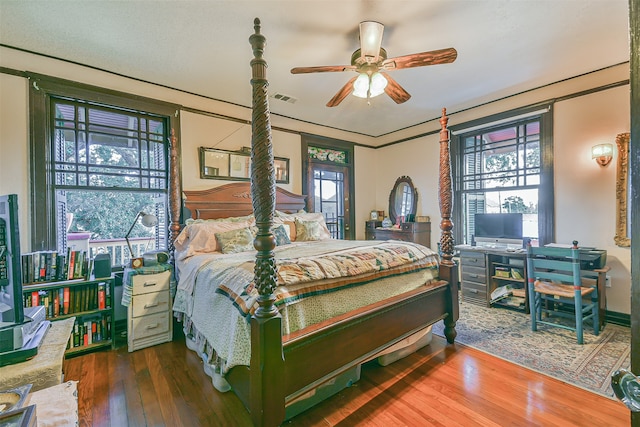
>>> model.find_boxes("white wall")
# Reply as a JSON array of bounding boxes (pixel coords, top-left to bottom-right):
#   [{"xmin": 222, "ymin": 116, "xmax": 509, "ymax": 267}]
[{"xmin": 0, "ymin": 47, "xmax": 631, "ymax": 314}]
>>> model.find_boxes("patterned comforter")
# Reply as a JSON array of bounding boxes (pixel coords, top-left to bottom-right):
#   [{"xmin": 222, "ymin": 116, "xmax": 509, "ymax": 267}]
[{"xmin": 173, "ymin": 239, "xmax": 439, "ymax": 373}]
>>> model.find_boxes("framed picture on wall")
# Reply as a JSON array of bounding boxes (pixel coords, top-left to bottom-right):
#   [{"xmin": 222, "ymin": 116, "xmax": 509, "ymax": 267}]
[{"xmin": 370, "ymin": 210, "xmax": 379, "ymax": 220}]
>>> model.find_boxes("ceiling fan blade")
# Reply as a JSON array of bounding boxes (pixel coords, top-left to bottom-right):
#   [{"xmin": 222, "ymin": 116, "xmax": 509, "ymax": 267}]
[
  {"xmin": 382, "ymin": 73, "xmax": 411, "ymax": 104},
  {"xmin": 359, "ymin": 21, "xmax": 384, "ymax": 62},
  {"xmin": 382, "ymin": 47, "xmax": 458, "ymax": 70},
  {"xmin": 291, "ymin": 65, "xmax": 356, "ymax": 74},
  {"xmin": 326, "ymin": 76, "xmax": 358, "ymax": 107}
]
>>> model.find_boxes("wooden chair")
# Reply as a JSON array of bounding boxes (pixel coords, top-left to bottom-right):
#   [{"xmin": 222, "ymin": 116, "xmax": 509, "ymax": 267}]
[{"xmin": 526, "ymin": 241, "xmax": 599, "ymax": 344}]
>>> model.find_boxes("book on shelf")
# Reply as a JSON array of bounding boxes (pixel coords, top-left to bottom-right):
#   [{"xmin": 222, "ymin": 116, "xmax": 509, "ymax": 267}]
[
  {"xmin": 67, "ymin": 314, "xmax": 112, "ymax": 350},
  {"xmin": 24, "ymin": 280, "xmax": 110, "ymax": 320},
  {"xmin": 21, "ymin": 248, "xmax": 91, "ymax": 283}
]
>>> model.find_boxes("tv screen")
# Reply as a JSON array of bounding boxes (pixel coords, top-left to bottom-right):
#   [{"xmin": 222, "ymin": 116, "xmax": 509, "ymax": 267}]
[
  {"xmin": 0, "ymin": 194, "xmax": 24, "ymax": 326},
  {"xmin": 474, "ymin": 213, "xmax": 523, "ymax": 240}
]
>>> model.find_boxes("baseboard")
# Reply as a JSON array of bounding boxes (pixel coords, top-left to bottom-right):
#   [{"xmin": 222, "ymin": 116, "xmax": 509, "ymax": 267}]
[{"xmin": 605, "ymin": 310, "xmax": 630, "ymax": 327}]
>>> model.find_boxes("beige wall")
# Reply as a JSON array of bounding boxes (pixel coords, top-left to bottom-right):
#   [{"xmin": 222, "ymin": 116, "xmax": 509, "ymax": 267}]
[
  {"xmin": 0, "ymin": 73, "xmax": 29, "ymax": 245},
  {"xmin": 0, "ymin": 47, "xmax": 631, "ymax": 314}
]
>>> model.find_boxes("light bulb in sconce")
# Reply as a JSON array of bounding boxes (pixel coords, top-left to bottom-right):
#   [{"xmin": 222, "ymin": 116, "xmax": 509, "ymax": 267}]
[{"xmin": 592, "ymin": 143, "xmax": 614, "ymax": 166}]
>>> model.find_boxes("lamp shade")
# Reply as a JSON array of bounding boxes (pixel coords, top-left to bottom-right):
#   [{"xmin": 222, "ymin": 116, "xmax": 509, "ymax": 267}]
[
  {"xmin": 359, "ymin": 21, "xmax": 384, "ymax": 61},
  {"xmin": 125, "ymin": 211, "xmax": 158, "ymax": 259},
  {"xmin": 592, "ymin": 143, "xmax": 613, "ymax": 166},
  {"xmin": 140, "ymin": 213, "xmax": 158, "ymax": 227},
  {"xmin": 352, "ymin": 73, "xmax": 370, "ymax": 98},
  {"xmin": 369, "ymin": 72, "xmax": 388, "ymax": 97}
]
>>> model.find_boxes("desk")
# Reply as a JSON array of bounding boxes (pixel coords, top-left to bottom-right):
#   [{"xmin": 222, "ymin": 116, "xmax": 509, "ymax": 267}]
[
  {"xmin": 0, "ymin": 318, "xmax": 74, "ymax": 392},
  {"xmin": 457, "ymin": 245, "xmax": 608, "ymax": 327}
]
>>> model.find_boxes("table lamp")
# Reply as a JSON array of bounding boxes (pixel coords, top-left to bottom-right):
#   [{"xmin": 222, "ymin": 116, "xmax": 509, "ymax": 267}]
[{"xmin": 125, "ymin": 211, "xmax": 158, "ymax": 259}]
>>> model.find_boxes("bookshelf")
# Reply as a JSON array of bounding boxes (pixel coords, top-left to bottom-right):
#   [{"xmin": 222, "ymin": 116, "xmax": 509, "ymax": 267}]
[{"xmin": 22, "ymin": 276, "xmax": 115, "ymax": 356}]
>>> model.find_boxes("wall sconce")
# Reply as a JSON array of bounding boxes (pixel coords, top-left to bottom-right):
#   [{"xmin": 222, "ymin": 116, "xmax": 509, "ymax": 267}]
[
  {"xmin": 592, "ymin": 143, "xmax": 613, "ymax": 166},
  {"xmin": 125, "ymin": 211, "xmax": 158, "ymax": 258}
]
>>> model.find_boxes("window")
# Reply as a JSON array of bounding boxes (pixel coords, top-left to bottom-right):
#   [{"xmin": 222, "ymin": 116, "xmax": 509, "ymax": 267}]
[
  {"xmin": 451, "ymin": 104, "xmax": 554, "ymax": 246},
  {"xmin": 29, "ymin": 74, "xmax": 180, "ymax": 266}
]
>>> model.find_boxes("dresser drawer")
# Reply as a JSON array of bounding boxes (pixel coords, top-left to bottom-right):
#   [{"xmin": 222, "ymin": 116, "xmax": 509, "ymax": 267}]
[
  {"xmin": 460, "ymin": 252, "xmax": 486, "ymax": 267},
  {"xmin": 462, "ymin": 280, "xmax": 487, "ymax": 305},
  {"xmin": 130, "ymin": 311, "xmax": 170, "ymax": 340},
  {"xmin": 401, "ymin": 222, "xmax": 430, "ymax": 232},
  {"xmin": 461, "ymin": 265, "xmax": 486, "ymax": 283},
  {"xmin": 365, "ymin": 220, "xmax": 382, "ymax": 230},
  {"xmin": 131, "ymin": 270, "xmax": 171, "ymax": 295},
  {"xmin": 131, "ymin": 289, "xmax": 171, "ymax": 318}
]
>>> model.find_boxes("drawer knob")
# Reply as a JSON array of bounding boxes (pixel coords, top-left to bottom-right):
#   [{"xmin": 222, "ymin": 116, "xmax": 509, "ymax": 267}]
[
  {"xmin": 470, "ymin": 289, "xmax": 478, "ymax": 293},
  {"xmin": 470, "ymin": 274, "xmax": 478, "ymax": 278}
]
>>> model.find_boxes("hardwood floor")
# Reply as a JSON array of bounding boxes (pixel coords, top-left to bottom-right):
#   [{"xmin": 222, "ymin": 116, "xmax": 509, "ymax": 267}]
[{"xmin": 64, "ymin": 334, "xmax": 630, "ymax": 426}]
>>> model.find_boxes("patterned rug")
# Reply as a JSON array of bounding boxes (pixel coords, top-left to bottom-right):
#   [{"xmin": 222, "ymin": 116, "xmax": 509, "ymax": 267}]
[{"xmin": 431, "ymin": 301, "xmax": 631, "ymax": 398}]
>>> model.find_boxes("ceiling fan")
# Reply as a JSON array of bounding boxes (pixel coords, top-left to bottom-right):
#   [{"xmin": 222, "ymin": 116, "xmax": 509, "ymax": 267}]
[{"xmin": 291, "ymin": 21, "xmax": 457, "ymax": 107}]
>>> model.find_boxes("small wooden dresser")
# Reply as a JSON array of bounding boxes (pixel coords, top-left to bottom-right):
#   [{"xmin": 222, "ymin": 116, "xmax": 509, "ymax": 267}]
[
  {"xmin": 127, "ymin": 269, "xmax": 173, "ymax": 352},
  {"xmin": 365, "ymin": 221, "xmax": 431, "ymax": 248}
]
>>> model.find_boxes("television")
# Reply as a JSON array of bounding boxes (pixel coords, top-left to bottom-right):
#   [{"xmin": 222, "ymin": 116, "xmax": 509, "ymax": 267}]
[
  {"xmin": 474, "ymin": 213, "xmax": 523, "ymax": 246},
  {"xmin": 0, "ymin": 194, "xmax": 24, "ymax": 327}
]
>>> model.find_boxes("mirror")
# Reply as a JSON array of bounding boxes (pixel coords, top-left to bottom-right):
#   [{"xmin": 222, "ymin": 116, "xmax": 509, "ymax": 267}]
[
  {"xmin": 199, "ymin": 147, "xmax": 289, "ymax": 184},
  {"xmin": 614, "ymin": 132, "xmax": 630, "ymax": 247},
  {"xmin": 388, "ymin": 176, "xmax": 418, "ymax": 224}
]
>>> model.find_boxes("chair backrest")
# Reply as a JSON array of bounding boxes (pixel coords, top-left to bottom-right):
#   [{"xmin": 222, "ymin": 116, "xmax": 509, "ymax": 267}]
[{"xmin": 526, "ymin": 244, "xmax": 582, "ymax": 288}]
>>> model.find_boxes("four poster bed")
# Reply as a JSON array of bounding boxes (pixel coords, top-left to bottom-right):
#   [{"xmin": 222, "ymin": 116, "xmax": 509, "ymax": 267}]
[{"xmin": 166, "ymin": 19, "xmax": 458, "ymax": 427}]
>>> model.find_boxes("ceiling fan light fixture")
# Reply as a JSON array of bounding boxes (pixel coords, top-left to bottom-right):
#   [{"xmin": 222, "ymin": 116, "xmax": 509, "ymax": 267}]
[
  {"xmin": 352, "ymin": 73, "xmax": 370, "ymax": 98},
  {"xmin": 359, "ymin": 21, "xmax": 384, "ymax": 61},
  {"xmin": 369, "ymin": 72, "xmax": 388, "ymax": 97}
]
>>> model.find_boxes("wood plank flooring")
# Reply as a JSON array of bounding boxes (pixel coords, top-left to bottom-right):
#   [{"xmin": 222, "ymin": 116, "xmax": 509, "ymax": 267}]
[{"xmin": 63, "ymin": 334, "xmax": 630, "ymax": 426}]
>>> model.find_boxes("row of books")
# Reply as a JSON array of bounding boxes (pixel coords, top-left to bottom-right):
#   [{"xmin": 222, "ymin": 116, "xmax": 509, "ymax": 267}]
[
  {"xmin": 23, "ymin": 282, "xmax": 111, "ymax": 319},
  {"xmin": 66, "ymin": 314, "xmax": 113, "ymax": 349},
  {"xmin": 21, "ymin": 249, "xmax": 92, "ymax": 284}
]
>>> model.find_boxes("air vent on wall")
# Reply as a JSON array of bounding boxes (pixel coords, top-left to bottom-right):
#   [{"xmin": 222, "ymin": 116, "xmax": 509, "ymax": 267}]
[{"xmin": 271, "ymin": 93, "xmax": 297, "ymax": 104}]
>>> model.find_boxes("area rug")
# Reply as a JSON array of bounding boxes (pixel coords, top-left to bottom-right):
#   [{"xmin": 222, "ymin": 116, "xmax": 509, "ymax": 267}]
[{"xmin": 431, "ymin": 301, "xmax": 631, "ymax": 398}]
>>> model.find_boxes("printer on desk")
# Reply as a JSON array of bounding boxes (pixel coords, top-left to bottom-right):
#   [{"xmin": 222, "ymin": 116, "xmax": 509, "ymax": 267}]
[
  {"xmin": 579, "ymin": 249, "xmax": 607, "ymax": 270},
  {"xmin": 543, "ymin": 243, "xmax": 607, "ymax": 270}
]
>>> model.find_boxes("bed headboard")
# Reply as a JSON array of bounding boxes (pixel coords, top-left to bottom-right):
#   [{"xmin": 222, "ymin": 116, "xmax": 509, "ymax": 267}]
[{"xmin": 182, "ymin": 182, "xmax": 308, "ymax": 220}]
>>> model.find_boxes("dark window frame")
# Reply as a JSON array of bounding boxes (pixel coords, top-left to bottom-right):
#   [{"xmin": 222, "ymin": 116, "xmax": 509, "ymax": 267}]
[
  {"xmin": 450, "ymin": 102, "xmax": 554, "ymax": 246},
  {"xmin": 301, "ymin": 134, "xmax": 355, "ymax": 240},
  {"xmin": 28, "ymin": 73, "xmax": 180, "ymax": 252}
]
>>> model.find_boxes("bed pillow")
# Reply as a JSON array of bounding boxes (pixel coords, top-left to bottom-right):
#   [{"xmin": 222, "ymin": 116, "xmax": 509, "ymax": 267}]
[
  {"xmin": 275, "ymin": 211, "xmax": 330, "ymax": 241},
  {"xmin": 271, "ymin": 224, "xmax": 292, "ymax": 246},
  {"xmin": 294, "ymin": 218, "xmax": 331, "ymax": 241},
  {"xmin": 215, "ymin": 227, "xmax": 255, "ymax": 254},
  {"xmin": 185, "ymin": 214, "xmax": 254, "ymax": 226},
  {"xmin": 174, "ymin": 219, "xmax": 254, "ymax": 258}
]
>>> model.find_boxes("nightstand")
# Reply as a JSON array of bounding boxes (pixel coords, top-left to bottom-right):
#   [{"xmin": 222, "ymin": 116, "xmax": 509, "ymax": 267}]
[{"xmin": 123, "ymin": 265, "xmax": 173, "ymax": 352}]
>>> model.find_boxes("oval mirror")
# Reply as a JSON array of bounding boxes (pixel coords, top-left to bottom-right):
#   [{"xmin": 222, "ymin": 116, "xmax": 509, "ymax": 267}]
[{"xmin": 388, "ymin": 176, "xmax": 418, "ymax": 224}]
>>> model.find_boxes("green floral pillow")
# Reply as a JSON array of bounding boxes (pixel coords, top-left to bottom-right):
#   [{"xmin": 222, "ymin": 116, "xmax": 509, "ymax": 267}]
[
  {"xmin": 215, "ymin": 227, "xmax": 255, "ymax": 254},
  {"xmin": 294, "ymin": 218, "xmax": 329, "ymax": 241},
  {"xmin": 272, "ymin": 224, "xmax": 291, "ymax": 246}
]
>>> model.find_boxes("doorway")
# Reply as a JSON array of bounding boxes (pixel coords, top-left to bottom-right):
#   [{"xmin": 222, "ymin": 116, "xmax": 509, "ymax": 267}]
[{"xmin": 301, "ymin": 136, "xmax": 355, "ymax": 240}]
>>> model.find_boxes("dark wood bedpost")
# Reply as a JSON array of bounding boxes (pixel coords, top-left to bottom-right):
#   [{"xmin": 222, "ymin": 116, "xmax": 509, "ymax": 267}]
[
  {"xmin": 438, "ymin": 108, "xmax": 458, "ymax": 343},
  {"xmin": 248, "ymin": 18, "xmax": 285, "ymax": 427},
  {"xmin": 168, "ymin": 128, "xmax": 181, "ymax": 256}
]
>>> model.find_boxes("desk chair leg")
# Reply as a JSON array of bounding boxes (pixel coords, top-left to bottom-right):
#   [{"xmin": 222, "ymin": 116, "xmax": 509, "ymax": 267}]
[
  {"xmin": 592, "ymin": 292, "xmax": 600, "ymax": 336},
  {"xmin": 528, "ymin": 280, "xmax": 537, "ymax": 331},
  {"xmin": 574, "ymin": 290, "xmax": 584, "ymax": 344}
]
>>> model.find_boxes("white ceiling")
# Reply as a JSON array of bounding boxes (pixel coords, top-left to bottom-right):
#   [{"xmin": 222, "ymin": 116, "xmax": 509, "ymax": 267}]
[{"xmin": 0, "ymin": 1, "xmax": 630, "ymax": 143}]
